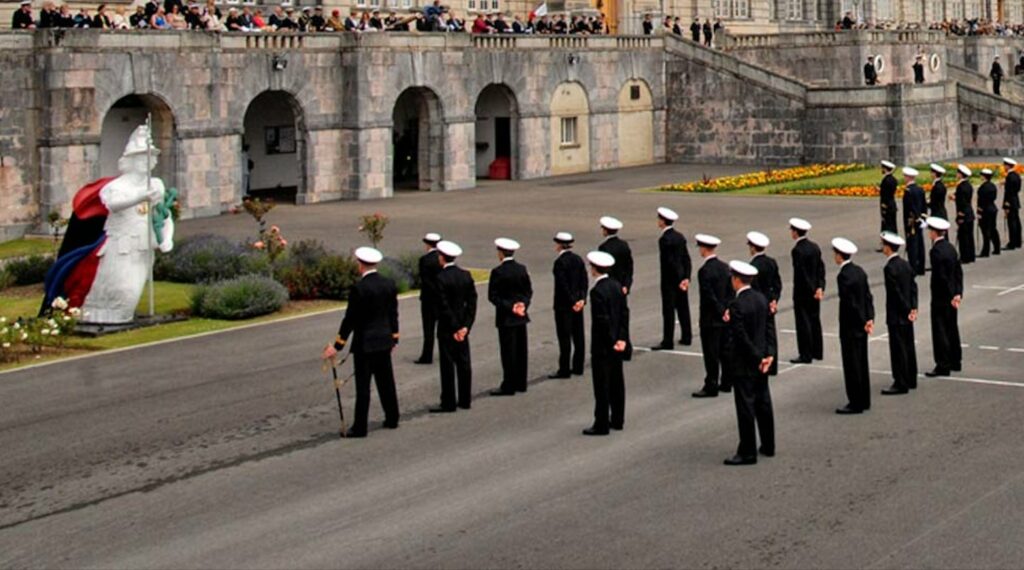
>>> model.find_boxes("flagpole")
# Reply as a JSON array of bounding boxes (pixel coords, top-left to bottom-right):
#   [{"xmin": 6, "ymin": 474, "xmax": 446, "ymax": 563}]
[{"xmin": 146, "ymin": 114, "xmax": 155, "ymax": 319}]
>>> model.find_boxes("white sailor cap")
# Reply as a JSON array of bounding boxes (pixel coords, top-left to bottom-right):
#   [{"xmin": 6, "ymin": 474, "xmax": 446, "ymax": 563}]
[
  {"xmin": 354, "ymin": 246, "xmax": 383, "ymax": 265},
  {"xmin": 19, "ymin": 0, "xmax": 30, "ymax": 5},
  {"xmin": 423, "ymin": 232, "xmax": 442, "ymax": 244},
  {"xmin": 746, "ymin": 231, "xmax": 770, "ymax": 248},
  {"xmin": 586, "ymin": 251, "xmax": 615, "ymax": 268},
  {"xmin": 926, "ymin": 216, "xmax": 951, "ymax": 231},
  {"xmin": 553, "ymin": 232, "xmax": 574, "ymax": 243},
  {"xmin": 789, "ymin": 217, "xmax": 812, "ymax": 231},
  {"xmin": 729, "ymin": 260, "xmax": 759, "ymax": 277},
  {"xmin": 981, "ymin": 168, "xmax": 994, "ymax": 176},
  {"xmin": 930, "ymin": 163, "xmax": 946, "ymax": 175},
  {"xmin": 1004, "ymin": 157, "xmax": 1018, "ymax": 167},
  {"xmin": 494, "ymin": 237, "xmax": 520, "ymax": 252},
  {"xmin": 880, "ymin": 231, "xmax": 905, "ymax": 247},
  {"xmin": 957, "ymin": 164, "xmax": 972, "ymax": 177},
  {"xmin": 880, "ymin": 160, "xmax": 896, "ymax": 170},
  {"xmin": 599, "ymin": 216, "xmax": 623, "ymax": 231},
  {"xmin": 437, "ymin": 240, "xmax": 463, "ymax": 258},
  {"xmin": 902, "ymin": 166, "xmax": 919, "ymax": 178},
  {"xmin": 831, "ymin": 237, "xmax": 858, "ymax": 256},
  {"xmin": 657, "ymin": 207, "xmax": 679, "ymax": 222},
  {"xmin": 695, "ymin": 233, "xmax": 721, "ymax": 247}
]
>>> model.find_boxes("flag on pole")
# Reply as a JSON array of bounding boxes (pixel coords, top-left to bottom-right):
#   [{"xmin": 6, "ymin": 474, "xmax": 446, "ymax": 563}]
[{"xmin": 530, "ymin": 2, "xmax": 548, "ymax": 18}]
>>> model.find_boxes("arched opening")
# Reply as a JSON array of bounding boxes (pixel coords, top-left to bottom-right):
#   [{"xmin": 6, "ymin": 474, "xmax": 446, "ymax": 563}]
[
  {"xmin": 242, "ymin": 90, "xmax": 305, "ymax": 204},
  {"xmin": 474, "ymin": 84, "xmax": 519, "ymax": 181},
  {"xmin": 550, "ymin": 82, "xmax": 591, "ymax": 176},
  {"xmin": 100, "ymin": 94, "xmax": 177, "ymax": 187},
  {"xmin": 617, "ymin": 79, "xmax": 654, "ymax": 167},
  {"xmin": 392, "ymin": 87, "xmax": 444, "ymax": 191}
]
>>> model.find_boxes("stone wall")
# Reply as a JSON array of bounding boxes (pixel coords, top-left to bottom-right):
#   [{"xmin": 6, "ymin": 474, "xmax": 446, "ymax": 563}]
[
  {"xmin": 957, "ymin": 85, "xmax": 1024, "ymax": 156},
  {"xmin": 0, "ymin": 33, "xmax": 38, "ymax": 241}
]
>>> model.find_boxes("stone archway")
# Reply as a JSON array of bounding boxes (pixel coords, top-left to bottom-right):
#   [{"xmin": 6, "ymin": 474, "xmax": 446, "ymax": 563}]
[
  {"xmin": 617, "ymin": 79, "xmax": 654, "ymax": 167},
  {"xmin": 474, "ymin": 84, "xmax": 519, "ymax": 181},
  {"xmin": 392, "ymin": 87, "xmax": 445, "ymax": 191},
  {"xmin": 550, "ymin": 82, "xmax": 591, "ymax": 176},
  {"xmin": 242, "ymin": 90, "xmax": 306, "ymax": 203},
  {"xmin": 99, "ymin": 94, "xmax": 177, "ymax": 188}
]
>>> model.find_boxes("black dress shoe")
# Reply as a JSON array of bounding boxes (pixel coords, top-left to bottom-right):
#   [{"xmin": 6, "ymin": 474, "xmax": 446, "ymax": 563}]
[
  {"xmin": 458, "ymin": 403, "xmax": 471, "ymax": 410},
  {"xmin": 790, "ymin": 357, "xmax": 812, "ymax": 364},
  {"xmin": 413, "ymin": 358, "xmax": 432, "ymax": 365},
  {"xmin": 344, "ymin": 428, "xmax": 367, "ymax": 438},
  {"xmin": 548, "ymin": 371, "xmax": 572, "ymax": 379},
  {"xmin": 490, "ymin": 389, "xmax": 516, "ymax": 396},
  {"xmin": 572, "ymin": 369, "xmax": 585, "ymax": 376},
  {"xmin": 429, "ymin": 406, "xmax": 456, "ymax": 413},
  {"xmin": 610, "ymin": 424, "xmax": 623, "ymax": 431},
  {"xmin": 924, "ymin": 369, "xmax": 950, "ymax": 378},
  {"xmin": 692, "ymin": 389, "xmax": 718, "ymax": 398},
  {"xmin": 724, "ymin": 455, "xmax": 757, "ymax": 466},
  {"xmin": 881, "ymin": 386, "xmax": 909, "ymax": 395},
  {"xmin": 382, "ymin": 420, "xmax": 399, "ymax": 429},
  {"xmin": 678, "ymin": 339, "xmax": 692, "ymax": 346},
  {"xmin": 583, "ymin": 427, "xmax": 610, "ymax": 436},
  {"xmin": 759, "ymin": 447, "xmax": 775, "ymax": 457},
  {"xmin": 951, "ymin": 363, "xmax": 962, "ymax": 372},
  {"xmin": 650, "ymin": 343, "xmax": 674, "ymax": 351},
  {"xmin": 720, "ymin": 386, "xmax": 732, "ymax": 393},
  {"xmin": 835, "ymin": 405, "xmax": 864, "ymax": 415}
]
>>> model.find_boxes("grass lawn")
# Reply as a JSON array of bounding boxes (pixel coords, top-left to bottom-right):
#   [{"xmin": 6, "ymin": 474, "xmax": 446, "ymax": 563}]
[
  {"xmin": 731, "ymin": 169, "xmax": 880, "ymax": 195},
  {"xmin": 0, "ymin": 238, "xmax": 55, "ymax": 260}
]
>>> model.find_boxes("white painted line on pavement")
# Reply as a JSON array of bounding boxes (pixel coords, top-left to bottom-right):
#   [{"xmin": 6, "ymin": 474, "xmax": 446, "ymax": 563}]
[
  {"xmin": 997, "ymin": 282, "xmax": 1024, "ymax": 296},
  {"xmin": 779, "ymin": 328, "xmax": 839, "ymax": 338},
  {"xmin": 870, "ymin": 333, "xmax": 889, "ymax": 343},
  {"xmin": 961, "ymin": 343, "xmax": 970, "ymax": 348},
  {"xmin": 978, "ymin": 345, "xmax": 999, "ymax": 351},
  {"xmin": 1008, "ymin": 348, "xmax": 1024, "ymax": 353},
  {"xmin": 972, "ymin": 285, "xmax": 1010, "ymax": 291},
  {"xmin": 633, "ymin": 346, "xmax": 704, "ymax": 358}
]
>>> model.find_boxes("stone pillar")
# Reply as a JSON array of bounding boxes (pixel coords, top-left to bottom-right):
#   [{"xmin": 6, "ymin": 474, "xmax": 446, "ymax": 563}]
[
  {"xmin": 302, "ymin": 127, "xmax": 347, "ymax": 204},
  {"xmin": 443, "ymin": 119, "xmax": 476, "ymax": 191},
  {"xmin": 39, "ymin": 143, "xmax": 100, "ymax": 221},
  {"xmin": 590, "ymin": 111, "xmax": 619, "ymax": 171},
  {"xmin": 346, "ymin": 126, "xmax": 392, "ymax": 200},
  {"xmin": 177, "ymin": 134, "xmax": 240, "ymax": 219},
  {"xmin": 517, "ymin": 115, "xmax": 550, "ymax": 180}
]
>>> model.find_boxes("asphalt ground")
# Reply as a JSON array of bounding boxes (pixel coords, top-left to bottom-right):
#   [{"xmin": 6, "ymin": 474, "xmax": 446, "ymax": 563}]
[{"xmin": 1, "ymin": 163, "xmax": 1023, "ymax": 568}]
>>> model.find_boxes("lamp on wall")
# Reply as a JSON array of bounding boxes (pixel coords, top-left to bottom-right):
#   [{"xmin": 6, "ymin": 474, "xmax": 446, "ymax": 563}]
[
  {"xmin": 272, "ymin": 54, "xmax": 288, "ymax": 71},
  {"xmin": 567, "ymin": 53, "xmax": 581, "ymax": 66}
]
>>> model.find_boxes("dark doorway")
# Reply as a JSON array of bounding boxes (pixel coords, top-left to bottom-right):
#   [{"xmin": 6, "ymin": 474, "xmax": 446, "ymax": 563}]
[
  {"xmin": 474, "ymin": 84, "xmax": 519, "ymax": 180},
  {"xmin": 392, "ymin": 87, "xmax": 444, "ymax": 191},
  {"xmin": 494, "ymin": 117, "xmax": 512, "ymax": 158},
  {"xmin": 242, "ymin": 90, "xmax": 305, "ymax": 204}
]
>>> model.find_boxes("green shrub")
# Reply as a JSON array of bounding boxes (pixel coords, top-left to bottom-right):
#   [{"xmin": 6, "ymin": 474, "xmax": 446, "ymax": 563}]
[
  {"xmin": 5, "ymin": 255, "xmax": 54, "ymax": 286},
  {"xmin": 156, "ymin": 234, "xmax": 269, "ymax": 284},
  {"xmin": 396, "ymin": 252, "xmax": 423, "ymax": 290},
  {"xmin": 191, "ymin": 274, "xmax": 288, "ymax": 320},
  {"xmin": 378, "ymin": 257, "xmax": 412, "ymax": 294},
  {"xmin": 313, "ymin": 254, "xmax": 360, "ymax": 300},
  {"xmin": 0, "ymin": 267, "xmax": 14, "ymax": 290},
  {"xmin": 272, "ymin": 239, "xmax": 359, "ymax": 300}
]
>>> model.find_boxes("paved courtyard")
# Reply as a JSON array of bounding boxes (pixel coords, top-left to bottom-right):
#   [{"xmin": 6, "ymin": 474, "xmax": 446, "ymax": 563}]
[{"xmin": 2, "ymin": 163, "xmax": 1024, "ymax": 568}]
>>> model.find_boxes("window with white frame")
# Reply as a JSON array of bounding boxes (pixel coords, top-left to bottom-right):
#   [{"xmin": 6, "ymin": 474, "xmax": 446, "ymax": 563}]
[
  {"xmin": 951, "ymin": 0, "xmax": 963, "ymax": 18},
  {"xmin": 711, "ymin": 0, "xmax": 726, "ymax": 17},
  {"xmin": 369, "ymin": 0, "xmax": 380, "ymax": 7},
  {"xmin": 1009, "ymin": 1, "xmax": 1022, "ymax": 22},
  {"xmin": 467, "ymin": 0, "xmax": 476, "ymax": 9},
  {"xmin": 966, "ymin": 0, "xmax": 980, "ymax": 18},
  {"xmin": 787, "ymin": 0, "xmax": 803, "ymax": 19},
  {"xmin": 560, "ymin": 117, "xmax": 578, "ymax": 146},
  {"xmin": 875, "ymin": 0, "xmax": 893, "ymax": 20},
  {"xmin": 733, "ymin": 0, "xmax": 749, "ymax": 18},
  {"xmin": 490, "ymin": 0, "xmax": 499, "ymax": 10}
]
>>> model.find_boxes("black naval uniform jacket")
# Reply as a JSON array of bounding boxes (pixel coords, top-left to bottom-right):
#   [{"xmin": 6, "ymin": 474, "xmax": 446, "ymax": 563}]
[
  {"xmin": 880, "ymin": 173, "xmax": 899, "ymax": 232},
  {"xmin": 750, "ymin": 254, "xmax": 782, "ymax": 306},
  {"xmin": 488, "ymin": 258, "xmax": 533, "ymax": 327},
  {"xmin": 791, "ymin": 237, "xmax": 826, "ymax": 303},
  {"xmin": 334, "ymin": 271, "xmax": 400, "ymax": 353},
  {"xmin": 590, "ymin": 275, "xmax": 627, "ymax": 356},
  {"xmin": 929, "ymin": 179, "xmax": 948, "ymax": 220},
  {"xmin": 903, "ymin": 183, "xmax": 927, "ymax": 233},
  {"xmin": 837, "ymin": 262, "xmax": 874, "ymax": 338},
  {"xmin": 553, "ymin": 250, "xmax": 588, "ymax": 310},
  {"xmin": 1004, "ymin": 170, "xmax": 1022, "ymax": 211},
  {"xmin": 955, "ymin": 180, "xmax": 975, "ymax": 222},
  {"xmin": 864, "ymin": 62, "xmax": 878, "ymax": 85},
  {"xmin": 727, "ymin": 287, "xmax": 772, "ymax": 379},
  {"xmin": 930, "ymin": 239, "xmax": 963, "ymax": 306},
  {"xmin": 883, "ymin": 255, "xmax": 917, "ymax": 326},
  {"xmin": 419, "ymin": 249, "xmax": 442, "ymax": 306},
  {"xmin": 599, "ymin": 235, "xmax": 634, "ymax": 293},
  {"xmin": 978, "ymin": 180, "xmax": 999, "ymax": 215},
  {"xmin": 698, "ymin": 256, "xmax": 733, "ymax": 328},
  {"xmin": 436, "ymin": 264, "xmax": 478, "ymax": 334},
  {"xmin": 658, "ymin": 227, "xmax": 691, "ymax": 291}
]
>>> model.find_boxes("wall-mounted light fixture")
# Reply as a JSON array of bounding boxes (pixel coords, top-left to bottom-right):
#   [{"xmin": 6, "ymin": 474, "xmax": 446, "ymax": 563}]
[
  {"xmin": 567, "ymin": 53, "xmax": 580, "ymax": 66},
  {"xmin": 272, "ymin": 54, "xmax": 288, "ymax": 71}
]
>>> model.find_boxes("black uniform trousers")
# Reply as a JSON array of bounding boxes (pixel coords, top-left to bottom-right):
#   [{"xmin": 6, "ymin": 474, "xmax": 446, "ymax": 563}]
[
  {"xmin": 980, "ymin": 212, "xmax": 1001, "ymax": 256},
  {"xmin": 352, "ymin": 351, "xmax": 400, "ymax": 434},
  {"xmin": 907, "ymin": 231, "xmax": 926, "ymax": 275},
  {"xmin": 887, "ymin": 323, "xmax": 918, "ymax": 390},
  {"xmin": 881, "ymin": 209, "xmax": 898, "ymax": 234},
  {"xmin": 732, "ymin": 373, "xmax": 775, "ymax": 458},
  {"xmin": 700, "ymin": 325, "xmax": 732, "ymax": 392},
  {"xmin": 661, "ymin": 287, "xmax": 692, "ymax": 346},
  {"xmin": 931, "ymin": 302, "xmax": 962, "ymax": 372},
  {"xmin": 1007, "ymin": 209, "xmax": 1022, "ymax": 249},
  {"xmin": 958, "ymin": 220, "xmax": 976, "ymax": 263},
  {"xmin": 418, "ymin": 302, "xmax": 437, "ymax": 363},
  {"xmin": 438, "ymin": 334, "xmax": 472, "ymax": 409},
  {"xmin": 794, "ymin": 298, "xmax": 824, "ymax": 360},
  {"xmin": 591, "ymin": 352, "xmax": 625, "ymax": 430},
  {"xmin": 840, "ymin": 334, "xmax": 871, "ymax": 411},
  {"xmin": 554, "ymin": 307, "xmax": 585, "ymax": 374},
  {"xmin": 498, "ymin": 325, "xmax": 529, "ymax": 393}
]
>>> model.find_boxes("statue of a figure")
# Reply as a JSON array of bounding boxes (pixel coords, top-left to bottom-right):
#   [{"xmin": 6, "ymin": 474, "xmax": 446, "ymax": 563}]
[{"xmin": 42, "ymin": 124, "xmax": 176, "ymax": 324}]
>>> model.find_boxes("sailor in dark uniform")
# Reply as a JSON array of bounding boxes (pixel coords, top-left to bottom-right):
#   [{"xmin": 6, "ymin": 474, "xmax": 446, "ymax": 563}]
[
  {"xmin": 864, "ymin": 55, "xmax": 879, "ymax": 86},
  {"xmin": 902, "ymin": 166, "xmax": 927, "ymax": 275},
  {"xmin": 1002, "ymin": 157, "xmax": 1021, "ymax": 250},
  {"xmin": 415, "ymin": 232, "xmax": 442, "ymax": 365},
  {"xmin": 488, "ymin": 238, "xmax": 533, "ymax": 396},
  {"xmin": 693, "ymin": 234, "xmax": 733, "ymax": 398},
  {"xmin": 653, "ymin": 207, "xmax": 693, "ymax": 350},
  {"xmin": 583, "ymin": 251, "xmax": 628, "ymax": 436},
  {"xmin": 977, "ymin": 168, "xmax": 1001, "ymax": 257},
  {"xmin": 879, "ymin": 232, "xmax": 918, "ymax": 395},
  {"xmin": 953, "ymin": 164, "xmax": 976, "ymax": 264},
  {"xmin": 747, "ymin": 231, "xmax": 781, "ymax": 377},
  {"xmin": 879, "ymin": 160, "xmax": 899, "ymax": 235},
  {"xmin": 913, "ymin": 54, "xmax": 926, "ymax": 84},
  {"xmin": 789, "ymin": 218, "xmax": 825, "ymax": 363},
  {"xmin": 928, "ymin": 163, "xmax": 948, "ymax": 220},
  {"xmin": 431, "ymin": 240, "xmax": 477, "ymax": 413},
  {"xmin": 723, "ymin": 260, "xmax": 776, "ymax": 466},
  {"xmin": 550, "ymin": 232, "xmax": 587, "ymax": 379},
  {"xmin": 924, "ymin": 217, "xmax": 964, "ymax": 377},
  {"xmin": 598, "ymin": 216, "xmax": 633, "ymax": 360},
  {"xmin": 321, "ymin": 247, "xmax": 400, "ymax": 437},
  {"xmin": 832, "ymin": 238, "xmax": 874, "ymax": 414}
]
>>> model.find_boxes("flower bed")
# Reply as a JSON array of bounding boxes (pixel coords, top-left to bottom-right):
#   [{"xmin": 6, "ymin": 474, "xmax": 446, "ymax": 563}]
[
  {"xmin": 769, "ymin": 163, "xmax": 1022, "ymax": 198},
  {"xmin": 658, "ymin": 164, "xmax": 869, "ymax": 193}
]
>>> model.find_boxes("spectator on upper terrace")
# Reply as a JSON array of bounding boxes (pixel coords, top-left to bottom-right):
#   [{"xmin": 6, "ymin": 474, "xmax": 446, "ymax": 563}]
[
  {"xmin": 445, "ymin": 11, "xmax": 465, "ymax": 32},
  {"xmin": 471, "ymin": 12, "xmax": 490, "ymax": 34},
  {"xmin": 368, "ymin": 9, "xmax": 383, "ymax": 30},
  {"xmin": 310, "ymin": 7, "xmax": 326, "ymax": 31},
  {"xmin": 343, "ymin": 10, "xmax": 358, "ymax": 31},
  {"xmin": 168, "ymin": 4, "xmax": 187, "ymax": 29},
  {"xmin": 163, "ymin": 0, "xmax": 183, "ymax": 18},
  {"xmin": 73, "ymin": 7, "xmax": 92, "ymax": 27},
  {"xmin": 534, "ymin": 14, "xmax": 549, "ymax": 33},
  {"xmin": 841, "ymin": 11, "xmax": 854, "ymax": 29},
  {"xmin": 511, "ymin": 14, "xmax": 526, "ymax": 33},
  {"xmin": 492, "ymin": 13, "xmax": 508, "ymax": 33},
  {"xmin": 144, "ymin": 0, "xmax": 158, "ymax": 19},
  {"xmin": 702, "ymin": 18, "xmax": 712, "ymax": 46},
  {"xmin": 203, "ymin": 0, "xmax": 220, "ymax": 20},
  {"xmin": 184, "ymin": 3, "xmax": 201, "ymax": 29},
  {"xmin": 641, "ymin": 13, "xmax": 652, "ymax": 35},
  {"xmin": 661, "ymin": 16, "xmax": 671, "ymax": 34},
  {"xmin": 130, "ymin": 5, "xmax": 148, "ymax": 28},
  {"xmin": 671, "ymin": 17, "xmax": 681, "ymax": 35},
  {"xmin": 12, "ymin": 0, "xmax": 35, "ymax": 29},
  {"xmin": 225, "ymin": 7, "xmax": 244, "ymax": 30},
  {"xmin": 553, "ymin": 13, "xmax": 567, "ymax": 33},
  {"xmin": 38, "ymin": 1, "xmax": 58, "ymax": 28},
  {"xmin": 268, "ymin": 6, "xmax": 294, "ymax": 30},
  {"xmin": 325, "ymin": 9, "xmax": 344, "ymax": 31},
  {"xmin": 689, "ymin": 18, "xmax": 699, "ymax": 41},
  {"xmin": 251, "ymin": 8, "xmax": 266, "ymax": 29},
  {"xmin": 55, "ymin": 3, "xmax": 73, "ymax": 26},
  {"xmin": 111, "ymin": 5, "xmax": 129, "ymax": 28},
  {"xmin": 424, "ymin": 0, "xmax": 442, "ymax": 28},
  {"xmin": 912, "ymin": 54, "xmax": 925, "ymax": 84},
  {"xmin": 298, "ymin": 7, "xmax": 312, "ymax": 31},
  {"xmin": 149, "ymin": 6, "xmax": 170, "ymax": 29}
]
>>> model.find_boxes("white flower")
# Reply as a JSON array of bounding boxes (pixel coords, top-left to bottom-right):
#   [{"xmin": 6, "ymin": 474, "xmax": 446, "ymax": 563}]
[
  {"xmin": 47, "ymin": 319, "xmax": 57, "ymax": 328},
  {"xmin": 51, "ymin": 297, "xmax": 69, "ymax": 311},
  {"xmin": 1, "ymin": 327, "xmax": 7, "ymax": 335},
  {"xmin": 1, "ymin": 342, "xmax": 9, "ymax": 348},
  {"xmin": 50, "ymin": 329, "xmax": 60, "ymax": 336},
  {"xmin": 20, "ymin": 333, "xmax": 28, "ymax": 341},
  {"xmin": 13, "ymin": 323, "xmax": 20, "ymax": 330},
  {"xmin": 68, "ymin": 308, "xmax": 81, "ymax": 317},
  {"xmin": 40, "ymin": 329, "xmax": 50, "ymax": 335},
  {"xmin": 0, "ymin": 316, "xmax": 6, "ymax": 323}
]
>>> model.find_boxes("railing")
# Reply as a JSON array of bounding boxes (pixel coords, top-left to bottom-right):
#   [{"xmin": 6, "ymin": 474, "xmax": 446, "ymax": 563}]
[
  {"xmin": 472, "ymin": 35, "xmax": 518, "ymax": 49},
  {"xmin": 723, "ymin": 29, "xmax": 947, "ymax": 49},
  {"xmin": 244, "ymin": 33, "xmax": 303, "ymax": 49}
]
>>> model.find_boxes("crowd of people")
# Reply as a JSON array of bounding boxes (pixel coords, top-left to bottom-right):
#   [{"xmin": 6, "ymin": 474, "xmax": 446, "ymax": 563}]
[
  {"xmin": 835, "ymin": 11, "xmax": 1024, "ymax": 36},
  {"xmin": 641, "ymin": 14, "xmax": 723, "ymax": 47}
]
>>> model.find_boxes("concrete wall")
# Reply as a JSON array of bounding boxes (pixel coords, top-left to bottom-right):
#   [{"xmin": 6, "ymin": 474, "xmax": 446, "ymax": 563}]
[
  {"xmin": 957, "ymin": 84, "xmax": 1024, "ymax": 156},
  {"xmin": 0, "ymin": 33, "xmax": 39, "ymax": 241}
]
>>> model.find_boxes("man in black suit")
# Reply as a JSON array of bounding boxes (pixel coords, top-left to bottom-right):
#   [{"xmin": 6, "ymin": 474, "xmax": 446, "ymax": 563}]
[
  {"xmin": 879, "ymin": 160, "xmax": 899, "ymax": 234},
  {"xmin": 322, "ymin": 247, "xmax": 400, "ymax": 437},
  {"xmin": 977, "ymin": 168, "xmax": 1001, "ymax": 257},
  {"xmin": 833, "ymin": 238, "xmax": 874, "ymax": 414},
  {"xmin": 953, "ymin": 164, "xmax": 976, "ymax": 264},
  {"xmin": 488, "ymin": 238, "xmax": 533, "ymax": 396},
  {"xmin": 991, "ymin": 55, "xmax": 1004, "ymax": 95},
  {"xmin": 789, "ymin": 218, "xmax": 825, "ymax": 363},
  {"xmin": 653, "ymin": 207, "xmax": 692, "ymax": 350},
  {"xmin": 902, "ymin": 167, "xmax": 927, "ymax": 276},
  {"xmin": 432, "ymin": 241, "xmax": 477, "ymax": 413},
  {"xmin": 598, "ymin": 216, "xmax": 633, "ymax": 359},
  {"xmin": 690, "ymin": 18, "xmax": 700, "ymax": 41},
  {"xmin": 879, "ymin": 232, "xmax": 918, "ymax": 395},
  {"xmin": 723, "ymin": 260, "xmax": 776, "ymax": 466},
  {"xmin": 747, "ymin": 231, "xmax": 781, "ymax": 377},
  {"xmin": 1002, "ymin": 157, "xmax": 1021, "ymax": 250},
  {"xmin": 12, "ymin": 0, "xmax": 35, "ymax": 28},
  {"xmin": 583, "ymin": 251, "xmax": 628, "ymax": 436},
  {"xmin": 913, "ymin": 54, "xmax": 926, "ymax": 84},
  {"xmin": 550, "ymin": 232, "xmax": 587, "ymax": 379},
  {"xmin": 928, "ymin": 163, "xmax": 948, "ymax": 220},
  {"xmin": 924, "ymin": 217, "xmax": 964, "ymax": 377},
  {"xmin": 415, "ymin": 232, "xmax": 443, "ymax": 364},
  {"xmin": 693, "ymin": 234, "xmax": 733, "ymax": 398},
  {"xmin": 864, "ymin": 56, "xmax": 879, "ymax": 86}
]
